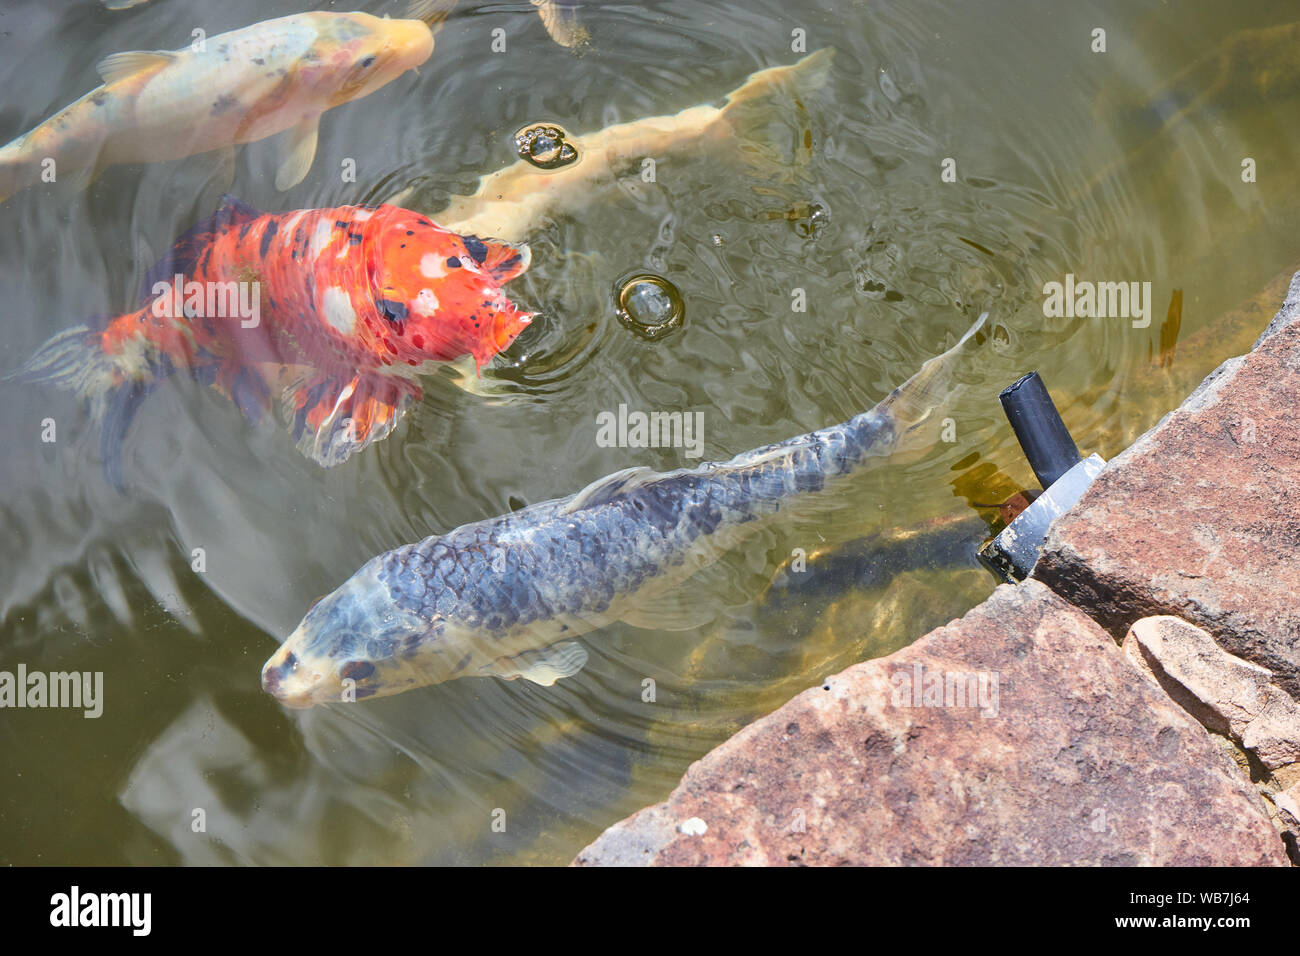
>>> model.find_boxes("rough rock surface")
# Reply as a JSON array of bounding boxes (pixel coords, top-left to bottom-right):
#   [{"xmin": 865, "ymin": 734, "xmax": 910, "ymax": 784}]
[
  {"xmin": 1034, "ymin": 273, "xmax": 1300, "ymax": 698},
  {"xmin": 1122, "ymin": 615, "xmax": 1300, "ymax": 860},
  {"xmin": 573, "ymin": 581, "xmax": 1286, "ymax": 866},
  {"xmin": 1123, "ymin": 616, "xmax": 1300, "ymax": 770}
]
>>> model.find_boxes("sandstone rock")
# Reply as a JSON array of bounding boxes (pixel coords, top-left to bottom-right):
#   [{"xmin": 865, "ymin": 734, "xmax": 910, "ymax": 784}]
[
  {"xmin": 573, "ymin": 581, "xmax": 1286, "ymax": 866},
  {"xmin": 1034, "ymin": 271, "xmax": 1300, "ymax": 699},
  {"xmin": 1123, "ymin": 615, "xmax": 1300, "ymax": 770}
]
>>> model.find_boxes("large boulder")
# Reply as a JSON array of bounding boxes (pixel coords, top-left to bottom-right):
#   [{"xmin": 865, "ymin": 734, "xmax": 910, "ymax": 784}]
[
  {"xmin": 1034, "ymin": 274, "xmax": 1300, "ymax": 698},
  {"xmin": 573, "ymin": 581, "xmax": 1286, "ymax": 865}
]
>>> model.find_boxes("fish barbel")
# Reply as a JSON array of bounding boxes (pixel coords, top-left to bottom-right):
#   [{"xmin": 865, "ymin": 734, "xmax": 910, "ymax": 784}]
[
  {"xmin": 261, "ymin": 312, "xmax": 989, "ymax": 708},
  {"xmin": 0, "ymin": 3, "xmax": 449, "ymax": 202}
]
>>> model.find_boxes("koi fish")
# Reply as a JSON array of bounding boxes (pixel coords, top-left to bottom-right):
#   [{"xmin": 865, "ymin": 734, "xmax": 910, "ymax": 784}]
[
  {"xmin": 260, "ymin": 312, "xmax": 989, "ymax": 708},
  {"xmin": 400, "ymin": 48, "xmax": 835, "ymax": 243},
  {"xmin": 12, "ymin": 195, "xmax": 533, "ymax": 484},
  {"xmin": 0, "ymin": 2, "xmax": 450, "ymax": 203}
]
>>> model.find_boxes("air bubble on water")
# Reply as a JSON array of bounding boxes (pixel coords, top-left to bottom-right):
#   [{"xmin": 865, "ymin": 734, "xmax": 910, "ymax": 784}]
[
  {"xmin": 614, "ymin": 273, "xmax": 684, "ymax": 340},
  {"xmin": 515, "ymin": 124, "xmax": 579, "ymax": 170}
]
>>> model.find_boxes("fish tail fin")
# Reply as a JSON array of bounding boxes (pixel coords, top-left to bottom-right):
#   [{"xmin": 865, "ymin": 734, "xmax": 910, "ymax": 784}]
[
  {"xmin": 883, "ymin": 312, "xmax": 991, "ymax": 447},
  {"xmin": 718, "ymin": 48, "xmax": 836, "ymax": 122},
  {"xmin": 9, "ymin": 324, "xmax": 165, "ymax": 490},
  {"xmin": 710, "ymin": 49, "xmax": 836, "ymax": 172}
]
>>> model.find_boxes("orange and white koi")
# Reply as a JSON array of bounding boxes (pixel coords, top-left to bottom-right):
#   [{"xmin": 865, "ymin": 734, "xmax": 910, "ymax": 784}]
[
  {"xmin": 0, "ymin": 2, "xmax": 449, "ymax": 203},
  {"xmin": 12, "ymin": 195, "xmax": 532, "ymax": 484}
]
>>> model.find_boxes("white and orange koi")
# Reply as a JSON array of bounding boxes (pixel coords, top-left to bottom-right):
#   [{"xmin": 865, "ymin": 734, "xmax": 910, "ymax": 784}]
[{"xmin": 0, "ymin": 2, "xmax": 451, "ymax": 203}]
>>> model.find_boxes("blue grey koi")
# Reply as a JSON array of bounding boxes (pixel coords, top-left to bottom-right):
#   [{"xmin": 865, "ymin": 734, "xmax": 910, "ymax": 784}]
[{"xmin": 261, "ymin": 314, "xmax": 989, "ymax": 707}]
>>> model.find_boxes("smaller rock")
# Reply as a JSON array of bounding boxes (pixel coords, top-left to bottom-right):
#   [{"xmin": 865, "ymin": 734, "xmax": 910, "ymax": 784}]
[{"xmin": 1123, "ymin": 615, "xmax": 1300, "ymax": 770}]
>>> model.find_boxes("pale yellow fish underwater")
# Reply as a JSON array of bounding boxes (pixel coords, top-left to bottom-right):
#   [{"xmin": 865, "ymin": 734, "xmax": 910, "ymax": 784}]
[
  {"xmin": 0, "ymin": 2, "xmax": 452, "ymax": 203},
  {"xmin": 396, "ymin": 47, "xmax": 835, "ymax": 244}
]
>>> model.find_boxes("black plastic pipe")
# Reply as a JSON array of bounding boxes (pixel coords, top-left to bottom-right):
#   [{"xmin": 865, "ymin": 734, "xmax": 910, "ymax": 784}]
[{"xmin": 998, "ymin": 371, "xmax": 1081, "ymax": 490}]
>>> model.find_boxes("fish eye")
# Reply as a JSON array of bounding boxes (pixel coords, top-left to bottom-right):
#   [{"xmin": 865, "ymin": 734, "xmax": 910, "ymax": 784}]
[{"xmin": 360, "ymin": 55, "xmax": 377, "ymax": 68}]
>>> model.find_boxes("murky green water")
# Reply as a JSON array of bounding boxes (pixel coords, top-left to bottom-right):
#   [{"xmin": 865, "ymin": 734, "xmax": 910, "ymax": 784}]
[{"xmin": 3, "ymin": 0, "xmax": 1300, "ymax": 864}]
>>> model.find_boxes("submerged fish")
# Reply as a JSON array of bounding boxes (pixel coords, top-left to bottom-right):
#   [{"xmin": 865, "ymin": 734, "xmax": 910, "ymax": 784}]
[
  {"xmin": 394, "ymin": 48, "xmax": 835, "ymax": 242},
  {"xmin": 0, "ymin": 3, "xmax": 449, "ymax": 202},
  {"xmin": 13, "ymin": 194, "xmax": 532, "ymax": 482},
  {"xmin": 260, "ymin": 312, "xmax": 989, "ymax": 708}
]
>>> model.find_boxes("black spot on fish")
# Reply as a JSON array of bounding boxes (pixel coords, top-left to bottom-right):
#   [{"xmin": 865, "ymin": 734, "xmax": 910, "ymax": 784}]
[
  {"xmin": 335, "ymin": 220, "xmax": 350, "ymax": 230},
  {"xmin": 406, "ymin": 230, "xmax": 414, "ymax": 236},
  {"xmin": 252, "ymin": 57, "xmax": 265, "ymax": 66},
  {"xmin": 452, "ymin": 652, "xmax": 474, "ymax": 674},
  {"xmin": 446, "ymin": 257, "xmax": 461, "ymax": 268},
  {"xmin": 379, "ymin": 299, "xmax": 408, "ymax": 322},
  {"xmin": 259, "ymin": 219, "xmax": 278, "ymax": 257},
  {"xmin": 463, "ymin": 236, "xmax": 489, "ymax": 264},
  {"xmin": 340, "ymin": 660, "xmax": 375, "ymax": 681},
  {"xmin": 90, "ymin": 91, "xmax": 107, "ymax": 107},
  {"xmin": 348, "ymin": 232, "xmax": 363, "ymax": 245},
  {"xmin": 211, "ymin": 92, "xmax": 239, "ymax": 116},
  {"xmin": 237, "ymin": 221, "xmax": 253, "ymax": 242}
]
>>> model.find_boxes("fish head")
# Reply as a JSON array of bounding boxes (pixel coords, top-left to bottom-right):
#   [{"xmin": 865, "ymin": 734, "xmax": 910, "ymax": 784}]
[
  {"xmin": 318, "ymin": 14, "xmax": 435, "ymax": 108},
  {"xmin": 364, "ymin": 206, "xmax": 534, "ymax": 371},
  {"xmin": 261, "ymin": 554, "xmax": 452, "ymax": 708}
]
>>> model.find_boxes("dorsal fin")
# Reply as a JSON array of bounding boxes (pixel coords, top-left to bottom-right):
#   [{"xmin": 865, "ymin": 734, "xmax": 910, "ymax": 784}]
[
  {"xmin": 561, "ymin": 466, "xmax": 660, "ymax": 514},
  {"xmin": 96, "ymin": 50, "xmax": 176, "ymax": 85},
  {"xmin": 213, "ymin": 193, "xmax": 263, "ymax": 224},
  {"xmin": 137, "ymin": 194, "xmax": 265, "ymax": 304}
]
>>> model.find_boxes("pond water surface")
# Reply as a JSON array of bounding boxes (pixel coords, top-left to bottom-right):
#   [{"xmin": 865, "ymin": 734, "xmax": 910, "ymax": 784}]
[{"xmin": 2, "ymin": 0, "xmax": 1300, "ymax": 864}]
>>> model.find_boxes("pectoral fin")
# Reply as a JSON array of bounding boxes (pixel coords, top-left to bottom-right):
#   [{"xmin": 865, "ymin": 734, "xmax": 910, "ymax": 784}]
[
  {"xmin": 64, "ymin": 157, "xmax": 104, "ymax": 193},
  {"xmin": 616, "ymin": 569, "xmax": 734, "ymax": 632},
  {"xmin": 275, "ymin": 116, "xmax": 320, "ymax": 191},
  {"xmin": 96, "ymin": 50, "xmax": 175, "ymax": 84},
  {"xmin": 492, "ymin": 641, "xmax": 589, "ymax": 686},
  {"xmin": 282, "ymin": 372, "xmax": 420, "ymax": 466}
]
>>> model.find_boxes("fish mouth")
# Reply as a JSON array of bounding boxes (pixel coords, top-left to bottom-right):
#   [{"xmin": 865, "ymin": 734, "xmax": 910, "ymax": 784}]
[
  {"xmin": 473, "ymin": 310, "xmax": 534, "ymax": 371},
  {"xmin": 261, "ymin": 640, "xmax": 329, "ymax": 709}
]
